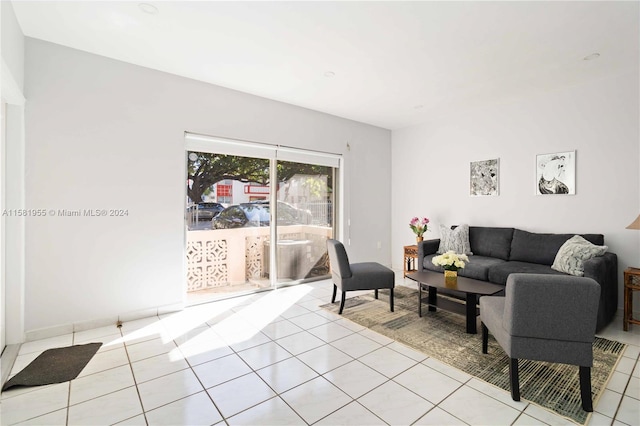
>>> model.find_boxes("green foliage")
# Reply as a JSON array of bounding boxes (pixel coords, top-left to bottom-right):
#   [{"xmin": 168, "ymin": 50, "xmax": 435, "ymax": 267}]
[
  {"xmin": 186, "ymin": 152, "xmax": 333, "ymax": 203},
  {"xmin": 187, "ymin": 153, "xmax": 269, "ymax": 203}
]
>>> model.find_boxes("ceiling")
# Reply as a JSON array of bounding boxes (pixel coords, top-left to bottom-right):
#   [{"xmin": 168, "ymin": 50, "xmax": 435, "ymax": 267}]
[{"xmin": 11, "ymin": 1, "xmax": 639, "ymax": 130}]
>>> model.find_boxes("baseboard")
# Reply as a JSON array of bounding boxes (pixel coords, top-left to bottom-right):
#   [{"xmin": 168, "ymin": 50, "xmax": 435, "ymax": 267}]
[
  {"xmin": 25, "ymin": 323, "xmax": 75, "ymax": 342},
  {"xmin": 24, "ymin": 302, "xmax": 185, "ymax": 343}
]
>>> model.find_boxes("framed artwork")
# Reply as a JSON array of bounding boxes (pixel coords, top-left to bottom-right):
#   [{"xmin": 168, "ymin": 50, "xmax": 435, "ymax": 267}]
[
  {"xmin": 536, "ymin": 150, "xmax": 576, "ymax": 195},
  {"xmin": 470, "ymin": 158, "xmax": 499, "ymax": 196}
]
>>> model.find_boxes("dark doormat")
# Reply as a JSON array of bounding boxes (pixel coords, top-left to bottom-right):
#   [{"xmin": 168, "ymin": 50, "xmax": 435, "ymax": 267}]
[{"xmin": 2, "ymin": 342, "xmax": 102, "ymax": 391}]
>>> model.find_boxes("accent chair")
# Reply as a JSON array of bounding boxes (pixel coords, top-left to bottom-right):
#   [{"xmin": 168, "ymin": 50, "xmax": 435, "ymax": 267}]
[
  {"xmin": 480, "ymin": 273, "xmax": 600, "ymax": 412},
  {"xmin": 326, "ymin": 239, "xmax": 394, "ymax": 315}
]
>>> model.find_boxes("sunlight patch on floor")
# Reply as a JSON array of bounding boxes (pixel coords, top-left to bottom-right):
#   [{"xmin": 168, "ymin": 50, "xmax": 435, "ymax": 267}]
[{"xmin": 167, "ymin": 285, "xmax": 313, "ymax": 361}]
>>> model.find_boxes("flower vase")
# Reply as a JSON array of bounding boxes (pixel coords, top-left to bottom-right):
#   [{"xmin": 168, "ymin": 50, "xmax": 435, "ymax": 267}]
[
  {"xmin": 416, "ymin": 236, "xmax": 423, "ymax": 244},
  {"xmin": 444, "ymin": 270, "xmax": 458, "ymax": 287}
]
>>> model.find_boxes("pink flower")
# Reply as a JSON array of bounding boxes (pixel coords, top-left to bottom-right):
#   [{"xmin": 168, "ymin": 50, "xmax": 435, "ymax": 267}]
[{"xmin": 409, "ymin": 216, "xmax": 430, "ymax": 237}]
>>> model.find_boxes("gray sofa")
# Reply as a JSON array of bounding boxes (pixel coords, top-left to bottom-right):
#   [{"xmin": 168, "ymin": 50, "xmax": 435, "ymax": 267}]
[{"xmin": 418, "ymin": 226, "xmax": 617, "ymax": 331}]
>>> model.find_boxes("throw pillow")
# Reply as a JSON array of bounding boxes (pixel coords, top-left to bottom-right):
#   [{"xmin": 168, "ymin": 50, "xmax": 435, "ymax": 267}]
[
  {"xmin": 551, "ymin": 235, "xmax": 608, "ymax": 276},
  {"xmin": 437, "ymin": 224, "xmax": 473, "ymax": 255}
]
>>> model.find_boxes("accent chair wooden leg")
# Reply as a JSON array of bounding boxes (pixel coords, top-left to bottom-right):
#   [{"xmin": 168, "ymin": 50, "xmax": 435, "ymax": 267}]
[
  {"xmin": 509, "ymin": 358, "xmax": 520, "ymax": 401},
  {"xmin": 339, "ymin": 291, "xmax": 346, "ymax": 314},
  {"xmin": 481, "ymin": 323, "xmax": 488, "ymax": 354},
  {"xmin": 375, "ymin": 289, "xmax": 379, "ymax": 299},
  {"xmin": 580, "ymin": 366, "xmax": 593, "ymax": 412},
  {"xmin": 331, "ymin": 284, "xmax": 337, "ymax": 303},
  {"xmin": 390, "ymin": 288, "xmax": 394, "ymax": 312}
]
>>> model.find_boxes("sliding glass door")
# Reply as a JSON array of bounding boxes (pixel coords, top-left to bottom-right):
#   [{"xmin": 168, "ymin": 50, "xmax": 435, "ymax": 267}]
[
  {"xmin": 272, "ymin": 160, "xmax": 334, "ymax": 285},
  {"xmin": 186, "ymin": 150, "xmax": 271, "ymax": 299},
  {"xmin": 184, "ymin": 134, "xmax": 338, "ymax": 302}
]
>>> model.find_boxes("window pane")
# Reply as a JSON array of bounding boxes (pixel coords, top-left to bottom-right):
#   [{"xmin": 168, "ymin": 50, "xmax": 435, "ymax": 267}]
[
  {"xmin": 186, "ymin": 150, "xmax": 271, "ymax": 296},
  {"xmin": 273, "ymin": 160, "xmax": 334, "ymax": 283}
]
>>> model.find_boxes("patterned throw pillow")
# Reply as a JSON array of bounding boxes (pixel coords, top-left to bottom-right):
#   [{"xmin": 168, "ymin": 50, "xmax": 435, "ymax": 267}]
[
  {"xmin": 551, "ymin": 235, "xmax": 608, "ymax": 276},
  {"xmin": 437, "ymin": 224, "xmax": 473, "ymax": 255}
]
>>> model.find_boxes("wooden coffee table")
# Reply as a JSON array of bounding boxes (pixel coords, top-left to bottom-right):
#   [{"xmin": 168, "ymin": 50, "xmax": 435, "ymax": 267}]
[{"xmin": 406, "ymin": 270, "xmax": 504, "ymax": 334}]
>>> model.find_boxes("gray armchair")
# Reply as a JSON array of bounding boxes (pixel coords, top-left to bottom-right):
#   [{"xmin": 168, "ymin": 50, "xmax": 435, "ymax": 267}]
[
  {"xmin": 327, "ymin": 239, "xmax": 394, "ymax": 315},
  {"xmin": 480, "ymin": 273, "xmax": 600, "ymax": 412}
]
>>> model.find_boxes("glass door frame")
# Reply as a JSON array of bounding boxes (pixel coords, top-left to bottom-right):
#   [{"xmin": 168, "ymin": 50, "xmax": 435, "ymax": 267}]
[
  {"xmin": 185, "ymin": 132, "xmax": 341, "ymax": 294},
  {"xmin": 268, "ymin": 159, "xmax": 277, "ymax": 288}
]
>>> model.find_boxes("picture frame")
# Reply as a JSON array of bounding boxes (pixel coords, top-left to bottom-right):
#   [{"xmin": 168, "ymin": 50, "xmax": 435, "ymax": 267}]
[
  {"xmin": 535, "ymin": 150, "xmax": 576, "ymax": 195},
  {"xmin": 470, "ymin": 158, "xmax": 499, "ymax": 196}
]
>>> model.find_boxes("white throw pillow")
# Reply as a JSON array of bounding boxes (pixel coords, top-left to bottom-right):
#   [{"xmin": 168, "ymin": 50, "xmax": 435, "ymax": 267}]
[
  {"xmin": 551, "ymin": 235, "xmax": 608, "ymax": 276},
  {"xmin": 437, "ymin": 224, "xmax": 473, "ymax": 255}
]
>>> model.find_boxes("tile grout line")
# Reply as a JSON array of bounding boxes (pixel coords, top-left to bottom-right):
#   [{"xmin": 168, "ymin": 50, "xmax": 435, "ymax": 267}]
[
  {"xmin": 200, "ymin": 303, "xmax": 376, "ymax": 425},
  {"xmin": 317, "ymin": 297, "xmax": 544, "ymax": 426},
  {"xmin": 9, "ymin": 284, "xmax": 637, "ymax": 426},
  {"xmin": 227, "ymin": 323, "xmax": 312, "ymax": 424},
  {"xmin": 175, "ymin": 320, "xmax": 230, "ymax": 426},
  {"xmin": 65, "ymin": 380, "xmax": 71, "ymax": 426},
  {"xmin": 610, "ymin": 355, "xmax": 640, "ymax": 424},
  {"xmin": 65, "ymin": 332, "xmax": 74, "ymax": 426},
  {"xmin": 120, "ymin": 317, "xmax": 152, "ymax": 426},
  {"xmin": 314, "ymin": 298, "xmax": 468, "ymax": 425},
  {"xmin": 286, "ymin": 301, "xmax": 426, "ymax": 425}
]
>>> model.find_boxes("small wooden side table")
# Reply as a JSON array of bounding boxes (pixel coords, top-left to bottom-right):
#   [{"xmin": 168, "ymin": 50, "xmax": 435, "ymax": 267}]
[
  {"xmin": 404, "ymin": 245, "xmax": 418, "ymax": 277},
  {"xmin": 623, "ymin": 267, "xmax": 640, "ymax": 331}
]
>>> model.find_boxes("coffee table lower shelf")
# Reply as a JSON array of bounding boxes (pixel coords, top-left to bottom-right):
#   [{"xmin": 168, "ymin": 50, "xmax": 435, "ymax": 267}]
[
  {"xmin": 419, "ymin": 284, "xmax": 480, "ymax": 333},
  {"xmin": 407, "ymin": 270, "xmax": 504, "ymax": 335}
]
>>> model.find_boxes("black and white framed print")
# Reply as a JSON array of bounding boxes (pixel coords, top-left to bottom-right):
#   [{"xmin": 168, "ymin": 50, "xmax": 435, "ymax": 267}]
[
  {"xmin": 470, "ymin": 158, "xmax": 499, "ymax": 196},
  {"xmin": 536, "ymin": 150, "xmax": 576, "ymax": 195}
]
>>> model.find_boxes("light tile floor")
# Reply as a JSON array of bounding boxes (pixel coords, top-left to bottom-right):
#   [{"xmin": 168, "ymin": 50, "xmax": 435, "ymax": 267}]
[{"xmin": 2, "ymin": 276, "xmax": 639, "ymax": 425}]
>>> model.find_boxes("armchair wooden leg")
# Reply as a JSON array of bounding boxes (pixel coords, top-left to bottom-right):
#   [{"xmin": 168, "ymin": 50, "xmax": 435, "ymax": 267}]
[
  {"xmin": 509, "ymin": 358, "xmax": 520, "ymax": 402},
  {"xmin": 481, "ymin": 323, "xmax": 488, "ymax": 354},
  {"xmin": 339, "ymin": 291, "xmax": 346, "ymax": 314},
  {"xmin": 331, "ymin": 284, "xmax": 337, "ymax": 303},
  {"xmin": 375, "ymin": 289, "xmax": 379, "ymax": 299},
  {"xmin": 580, "ymin": 366, "xmax": 593, "ymax": 412},
  {"xmin": 390, "ymin": 288, "xmax": 394, "ymax": 312}
]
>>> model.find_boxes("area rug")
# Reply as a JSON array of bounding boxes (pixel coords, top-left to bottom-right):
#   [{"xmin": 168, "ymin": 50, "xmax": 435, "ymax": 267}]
[
  {"xmin": 2, "ymin": 343, "xmax": 102, "ymax": 391},
  {"xmin": 321, "ymin": 287, "xmax": 625, "ymax": 425}
]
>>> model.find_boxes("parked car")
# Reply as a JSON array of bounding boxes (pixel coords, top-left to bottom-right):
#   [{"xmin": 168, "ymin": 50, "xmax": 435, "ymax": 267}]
[
  {"xmin": 211, "ymin": 201, "xmax": 311, "ymax": 229},
  {"xmin": 212, "ymin": 204, "xmax": 270, "ymax": 229},
  {"xmin": 249, "ymin": 200, "xmax": 312, "ymax": 225},
  {"xmin": 198, "ymin": 202, "xmax": 225, "ymax": 219},
  {"xmin": 187, "ymin": 202, "xmax": 224, "ymax": 221}
]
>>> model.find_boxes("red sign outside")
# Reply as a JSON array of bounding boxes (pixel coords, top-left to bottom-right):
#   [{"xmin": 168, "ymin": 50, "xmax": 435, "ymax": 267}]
[
  {"xmin": 217, "ymin": 184, "xmax": 232, "ymax": 197},
  {"xmin": 245, "ymin": 185, "xmax": 269, "ymax": 194}
]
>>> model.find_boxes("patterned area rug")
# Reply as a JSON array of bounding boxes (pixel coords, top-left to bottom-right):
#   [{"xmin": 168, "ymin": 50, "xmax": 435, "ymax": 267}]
[{"xmin": 321, "ymin": 286, "xmax": 625, "ymax": 425}]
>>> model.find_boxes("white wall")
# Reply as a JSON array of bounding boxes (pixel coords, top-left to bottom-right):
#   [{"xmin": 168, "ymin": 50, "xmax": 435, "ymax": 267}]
[
  {"xmin": 24, "ymin": 38, "xmax": 391, "ymax": 334},
  {"xmin": 1, "ymin": 0, "xmax": 26, "ymax": 345},
  {"xmin": 392, "ymin": 70, "xmax": 640, "ymax": 310},
  {"xmin": 1, "ymin": 0, "xmax": 25, "ymax": 92}
]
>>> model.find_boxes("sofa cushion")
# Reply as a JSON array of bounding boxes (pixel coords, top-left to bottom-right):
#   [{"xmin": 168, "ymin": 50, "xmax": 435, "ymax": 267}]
[
  {"xmin": 459, "ymin": 255, "xmax": 507, "ymax": 281},
  {"xmin": 437, "ymin": 224, "xmax": 473, "ymax": 255},
  {"xmin": 423, "ymin": 254, "xmax": 442, "ymax": 273},
  {"xmin": 424, "ymin": 254, "xmax": 505, "ymax": 281},
  {"xmin": 551, "ymin": 235, "xmax": 608, "ymax": 276},
  {"xmin": 488, "ymin": 261, "xmax": 566, "ymax": 285},
  {"xmin": 469, "ymin": 227, "xmax": 514, "ymax": 261},
  {"xmin": 509, "ymin": 229, "xmax": 605, "ymax": 266}
]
